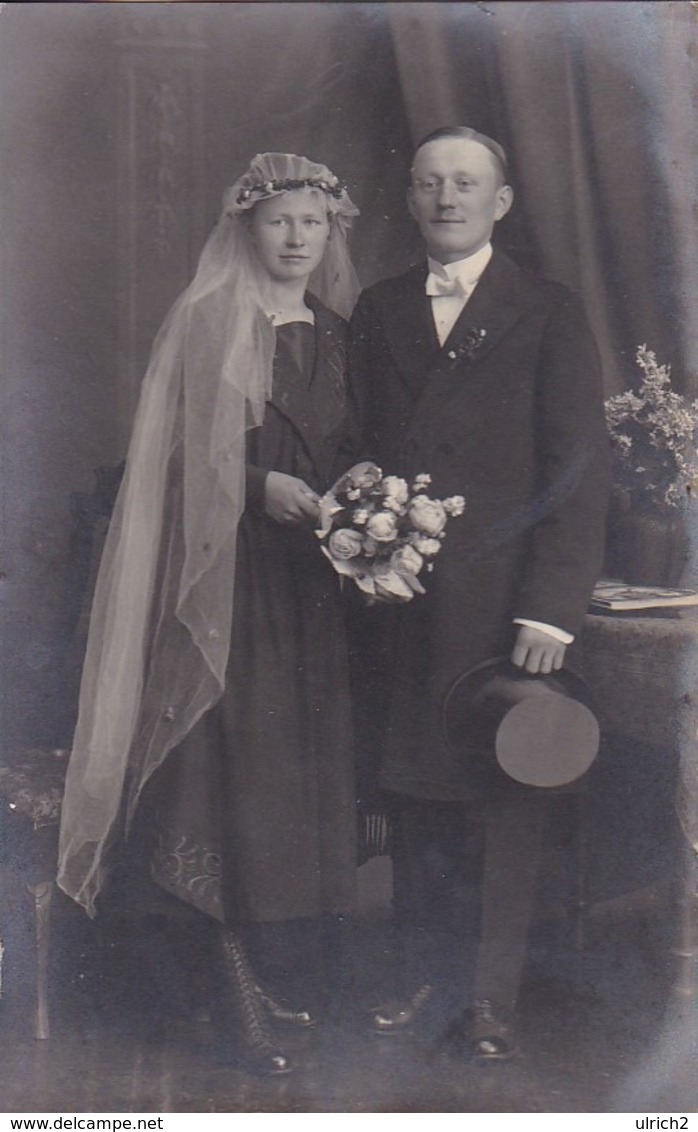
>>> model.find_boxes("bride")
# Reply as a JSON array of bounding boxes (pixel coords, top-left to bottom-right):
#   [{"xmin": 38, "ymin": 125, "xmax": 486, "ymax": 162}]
[{"xmin": 58, "ymin": 153, "xmax": 361, "ymax": 1076}]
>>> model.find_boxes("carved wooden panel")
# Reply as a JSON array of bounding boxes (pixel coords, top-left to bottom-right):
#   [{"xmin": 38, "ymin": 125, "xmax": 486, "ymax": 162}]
[{"xmin": 116, "ymin": 9, "xmax": 206, "ymax": 434}]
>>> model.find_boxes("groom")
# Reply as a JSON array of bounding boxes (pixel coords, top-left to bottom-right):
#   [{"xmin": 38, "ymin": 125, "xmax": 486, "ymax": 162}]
[{"xmin": 348, "ymin": 126, "xmax": 610, "ymax": 1059}]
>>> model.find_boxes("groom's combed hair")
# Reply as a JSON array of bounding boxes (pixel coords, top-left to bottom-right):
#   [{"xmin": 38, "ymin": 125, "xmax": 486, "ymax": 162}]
[{"xmin": 413, "ymin": 126, "xmax": 509, "ymax": 185}]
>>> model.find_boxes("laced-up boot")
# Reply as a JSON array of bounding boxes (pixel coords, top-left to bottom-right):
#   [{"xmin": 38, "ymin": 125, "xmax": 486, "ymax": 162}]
[{"xmin": 214, "ymin": 929, "xmax": 292, "ymax": 1076}]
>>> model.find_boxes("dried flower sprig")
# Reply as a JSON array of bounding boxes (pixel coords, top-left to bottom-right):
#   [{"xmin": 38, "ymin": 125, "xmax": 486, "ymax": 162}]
[{"xmin": 605, "ymin": 346, "xmax": 698, "ymax": 508}]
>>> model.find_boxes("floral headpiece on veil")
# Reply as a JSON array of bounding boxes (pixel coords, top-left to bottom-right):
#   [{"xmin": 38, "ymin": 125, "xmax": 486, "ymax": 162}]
[
  {"xmin": 57, "ymin": 153, "xmax": 360, "ymax": 916},
  {"xmin": 227, "ymin": 152, "xmax": 355, "ymax": 215}
]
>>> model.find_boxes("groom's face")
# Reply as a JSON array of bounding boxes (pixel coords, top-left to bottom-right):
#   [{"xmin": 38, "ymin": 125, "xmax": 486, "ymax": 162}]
[{"xmin": 408, "ymin": 137, "xmax": 513, "ymax": 264}]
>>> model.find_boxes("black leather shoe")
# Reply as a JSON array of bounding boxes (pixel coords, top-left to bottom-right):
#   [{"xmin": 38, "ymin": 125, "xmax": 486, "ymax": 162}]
[
  {"xmin": 256, "ymin": 986, "xmax": 316, "ymax": 1029},
  {"xmin": 461, "ymin": 999, "xmax": 518, "ymax": 1063},
  {"xmin": 370, "ymin": 983, "xmax": 434, "ymax": 1034},
  {"xmin": 215, "ymin": 1032, "xmax": 293, "ymax": 1078}
]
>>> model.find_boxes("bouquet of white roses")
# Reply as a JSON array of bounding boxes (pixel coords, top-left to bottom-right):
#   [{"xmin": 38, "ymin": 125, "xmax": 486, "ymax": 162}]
[{"xmin": 316, "ymin": 462, "xmax": 465, "ymax": 603}]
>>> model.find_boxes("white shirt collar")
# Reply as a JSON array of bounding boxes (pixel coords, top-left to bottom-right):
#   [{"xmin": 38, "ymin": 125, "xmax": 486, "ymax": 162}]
[{"xmin": 426, "ymin": 242, "xmax": 493, "ymax": 289}]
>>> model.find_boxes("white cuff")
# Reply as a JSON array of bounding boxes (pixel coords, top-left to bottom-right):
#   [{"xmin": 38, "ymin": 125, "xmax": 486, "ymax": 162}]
[{"xmin": 513, "ymin": 618, "xmax": 574, "ymax": 645}]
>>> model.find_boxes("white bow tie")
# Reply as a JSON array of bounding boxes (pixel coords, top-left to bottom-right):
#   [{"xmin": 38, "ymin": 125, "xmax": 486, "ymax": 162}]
[{"xmin": 425, "ymin": 272, "xmax": 470, "ymax": 298}]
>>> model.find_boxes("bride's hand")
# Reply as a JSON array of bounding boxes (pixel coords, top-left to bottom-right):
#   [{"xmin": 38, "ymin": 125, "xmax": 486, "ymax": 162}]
[{"xmin": 264, "ymin": 471, "xmax": 320, "ymax": 526}]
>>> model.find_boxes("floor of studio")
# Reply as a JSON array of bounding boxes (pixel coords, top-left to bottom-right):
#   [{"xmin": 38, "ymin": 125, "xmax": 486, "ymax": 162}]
[{"xmin": 0, "ymin": 860, "xmax": 696, "ymax": 1115}]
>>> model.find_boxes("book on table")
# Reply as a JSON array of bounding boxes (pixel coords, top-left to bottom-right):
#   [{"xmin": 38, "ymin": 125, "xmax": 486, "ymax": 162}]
[{"xmin": 590, "ymin": 580, "xmax": 698, "ymax": 612}]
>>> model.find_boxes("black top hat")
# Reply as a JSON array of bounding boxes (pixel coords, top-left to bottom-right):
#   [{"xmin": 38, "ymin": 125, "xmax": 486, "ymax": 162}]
[{"xmin": 442, "ymin": 658, "xmax": 600, "ymax": 788}]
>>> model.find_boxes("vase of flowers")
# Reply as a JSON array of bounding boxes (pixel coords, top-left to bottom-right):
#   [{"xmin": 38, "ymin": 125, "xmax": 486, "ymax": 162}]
[{"xmin": 604, "ymin": 346, "xmax": 698, "ymax": 586}]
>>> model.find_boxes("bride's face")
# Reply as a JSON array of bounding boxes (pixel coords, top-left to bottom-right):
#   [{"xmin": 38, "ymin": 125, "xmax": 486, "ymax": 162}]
[{"xmin": 249, "ymin": 189, "xmax": 331, "ymax": 283}]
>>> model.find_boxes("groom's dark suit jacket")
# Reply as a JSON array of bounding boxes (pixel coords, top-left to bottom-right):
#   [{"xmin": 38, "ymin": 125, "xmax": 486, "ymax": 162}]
[{"xmin": 348, "ymin": 249, "xmax": 611, "ymax": 802}]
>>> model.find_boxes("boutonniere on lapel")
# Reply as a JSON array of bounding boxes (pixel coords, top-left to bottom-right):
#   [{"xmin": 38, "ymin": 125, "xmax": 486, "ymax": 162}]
[{"xmin": 447, "ymin": 328, "xmax": 487, "ymax": 365}]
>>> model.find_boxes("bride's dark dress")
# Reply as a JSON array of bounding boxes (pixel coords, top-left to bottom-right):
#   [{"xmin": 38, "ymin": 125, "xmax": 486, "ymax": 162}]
[{"xmin": 145, "ymin": 301, "xmax": 357, "ymax": 928}]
